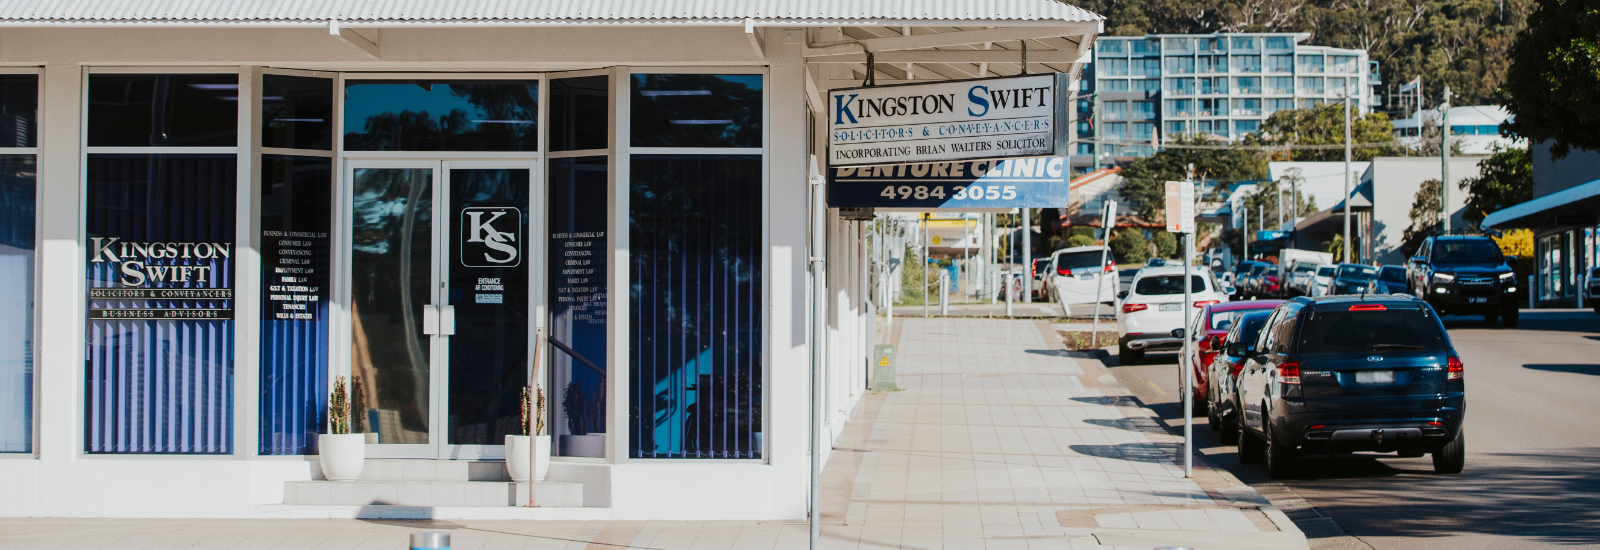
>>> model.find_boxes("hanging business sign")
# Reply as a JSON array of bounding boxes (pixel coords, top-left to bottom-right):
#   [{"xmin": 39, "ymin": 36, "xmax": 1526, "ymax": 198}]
[
  {"xmin": 827, "ymin": 156, "xmax": 1071, "ymax": 208},
  {"xmin": 828, "ymin": 74, "xmax": 1070, "ymax": 167}
]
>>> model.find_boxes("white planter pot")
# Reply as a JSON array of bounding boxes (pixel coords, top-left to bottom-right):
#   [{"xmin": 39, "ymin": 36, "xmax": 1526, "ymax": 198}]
[
  {"xmin": 318, "ymin": 433, "xmax": 366, "ymax": 481},
  {"xmin": 505, "ymin": 434, "xmax": 551, "ymax": 482}
]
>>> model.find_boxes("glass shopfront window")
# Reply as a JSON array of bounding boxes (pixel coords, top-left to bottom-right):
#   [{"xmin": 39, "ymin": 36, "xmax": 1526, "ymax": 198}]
[
  {"xmin": 630, "ymin": 74, "xmax": 762, "ymax": 148},
  {"xmin": 548, "ymin": 156, "xmax": 609, "ymax": 457},
  {"xmin": 343, "ymin": 80, "xmax": 539, "ymax": 151},
  {"xmin": 85, "ymin": 73, "xmax": 238, "ymax": 455},
  {"xmin": 262, "ymin": 75, "xmax": 333, "ymax": 151},
  {"xmin": 88, "ymin": 74, "xmax": 239, "ymax": 147},
  {"xmin": 0, "ymin": 72, "xmax": 35, "ymax": 454},
  {"xmin": 258, "ymin": 155, "xmax": 331, "ymax": 455}
]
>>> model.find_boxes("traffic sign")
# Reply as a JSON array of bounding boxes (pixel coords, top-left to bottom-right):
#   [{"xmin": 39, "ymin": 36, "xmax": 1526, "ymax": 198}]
[{"xmin": 1165, "ymin": 181, "xmax": 1196, "ymax": 233}]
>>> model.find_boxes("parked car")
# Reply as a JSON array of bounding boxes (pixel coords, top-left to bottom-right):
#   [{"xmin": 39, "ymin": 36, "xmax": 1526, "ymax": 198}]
[
  {"xmin": 1309, "ymin": 264, "xmax": 1337, "ymax": 297},
  {"xmin": 1145, "ymin": 258, "xmax": 1180, "ymax": 268},
  {"xmin": 1588, "ymin": 267, "xmax": 1600, "ymax": 314},
  {"xmin": 1206, "ymin": 309, "xmax": 1278, "ymax": 443},
  {"xmin": 1231, "ymin": 295, "xmax": 1466, "ymax": 477},
  {"xmin": 1371, "ymin": 265, "xmax": 1408, "ymax": 294},
  {"xmin": 1285, "ymin": 261, "xmax": 1319, "ymax": 296},
  {"xmin": 1329, "ymin": 263, "xmax": 1378, "ymax": 295},
  {"xmin": 1043, "ymin": 246, "xmax": 1117, "ymax": 305},
  {"xmin": 1261, "ymin": 265, "xmax": 1284, "ymax": 299},
  {"xmin": 1405, "ymin": 233, "xmax": 1521, "ymax": 326},
  {"xmin": 1238, "ymin": 262, "xmax": 1268, "ymax": 298},
  {"xmin": 1114, "ymin": 266, "xmax": 1230, "ymax": 365},
  {"xmin": 1182, "ymin": 300, "xmax": 1286, "ymax": 416},
  {"xmin": 1030, "ymin": 257, "xmax": 1052, "ymax": 299}
]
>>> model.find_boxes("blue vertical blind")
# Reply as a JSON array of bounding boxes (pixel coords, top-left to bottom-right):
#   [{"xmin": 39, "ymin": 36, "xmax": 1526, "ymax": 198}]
[
  {"xmin": 549, "ymin": 156, "xmax": 609, "ymax": 457},
  {"xmin": 629, "ymin": 155, "xmax": 762, "ymax": 459},
  {"xmin": 85, "ymin": 154, "xmax": 236, "ymax": 454},
  {"xmin": 258, "ymin": 155, "xmax": 331, "ymax": 455},
  {"xmin": 0, "ymin": 155, "xmax": 34, "ymax": 453}
]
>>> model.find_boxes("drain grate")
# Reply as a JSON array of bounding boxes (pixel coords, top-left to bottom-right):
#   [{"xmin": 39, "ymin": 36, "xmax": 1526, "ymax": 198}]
[{"xmin": 1282, "ymin": 507, "xmax": 1327, "ymax": 520}]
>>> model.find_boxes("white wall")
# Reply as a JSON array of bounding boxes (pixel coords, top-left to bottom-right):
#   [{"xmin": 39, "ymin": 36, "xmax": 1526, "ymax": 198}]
[{"xmin": 1368, "ymin": 157, "xmax": 1484, "ymax": 263}]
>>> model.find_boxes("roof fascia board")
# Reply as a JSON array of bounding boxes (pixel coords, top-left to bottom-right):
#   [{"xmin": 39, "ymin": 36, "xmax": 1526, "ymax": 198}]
[
  {"xmin": 804, "ymin": 24, "xmax": 1096, "ymax": 56},
  {"xmin": 808, "ymin": 50, "xmax": 1082, "ymax": 64}
]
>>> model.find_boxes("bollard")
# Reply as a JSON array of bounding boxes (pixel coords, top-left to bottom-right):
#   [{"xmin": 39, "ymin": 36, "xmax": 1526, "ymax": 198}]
[
  {"xmin": 939, "ymin": 271, "xmax": 950, "ymax": 316},
  {"xmin": 1004, "ymin": 272, "xmax": 1014, "ymax": 317},
  {"xmin": 411, "ymin": 532, "xmax": 450, "ymax": 550},
  {"xmin": 1529, "ymin": 274, "xmax": 1535, "ymax": 309}
]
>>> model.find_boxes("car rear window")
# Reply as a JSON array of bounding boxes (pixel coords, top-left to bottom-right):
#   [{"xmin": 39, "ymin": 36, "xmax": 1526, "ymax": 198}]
[
  {"xmin": 1433, "ymin": 239, "xmax": 1502, "ymax": 264},
  {"xmin": 1379, "ymin": 267, "xmax": 1406, "ymax": 283},
  {"xmin": 1317, "ymin": 266, "xmax": 1335, "ymax": 277},
  {"xmin": 1210, "ymin": 307, "xmax": 1272, "ymax": 330},
  {"xmin": 1298, "ymin": 307, "xmax": 1448, "ymax": 354},
  {"xmin": 1232, "ymin": 311, "xmax": 1274, "ymax": 344},
  {"xmin": 1056, "ymin": 250, "xmax": 1105, "ymax": 270},
  {"xmin": 1134, "ymin": 275, "xmax": 1206, "ymax": 295}
]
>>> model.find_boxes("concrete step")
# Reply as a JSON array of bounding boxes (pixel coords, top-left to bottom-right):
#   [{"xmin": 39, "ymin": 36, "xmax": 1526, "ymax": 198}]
[
  {"xmin": 284, "ymin": 481, "xmax": 583, "ymax": 507},
  {"xmin": 350, "ymin": 459, "xmax": 511, "ymax": 482}
]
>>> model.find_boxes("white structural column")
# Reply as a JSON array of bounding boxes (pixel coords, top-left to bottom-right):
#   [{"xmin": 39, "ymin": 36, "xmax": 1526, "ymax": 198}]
[
  {"xmin": 27, "ymin": 62, "xmax": 85, "ymax": 518},
  {"xmin": 771, "ymin": 33, "xmax": 812, "ymax": 521}
]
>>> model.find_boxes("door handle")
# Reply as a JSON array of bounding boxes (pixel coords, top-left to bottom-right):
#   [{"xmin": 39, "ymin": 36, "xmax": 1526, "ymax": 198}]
[
  {"xmin": 423, "ymin": 305, "xmax": 440, "ymax": 335},
  {"xmin": 439, "ymin": 305, "xmax": 456, "ymax": 336},
  {"xmin": 421, "ymin": 305, "xmax": 456, "ymax": 336}
]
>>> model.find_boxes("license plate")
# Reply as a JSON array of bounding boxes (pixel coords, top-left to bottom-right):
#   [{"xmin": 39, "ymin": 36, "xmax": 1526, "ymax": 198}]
[
  {"xmin": 1159, "ymin": 303, "xmax": 1182, "ymax": 312},
  {"xmin": 1078, "ymin": 273, "xmax": 1096, "ymax": 280},
  {"xmin": 1468, "ymin": 297, "xmax": 1488, "ymax": 304},
  {"xmin": 1355, "ymin": 370, "xmax": 1395, "ymax": 384}
]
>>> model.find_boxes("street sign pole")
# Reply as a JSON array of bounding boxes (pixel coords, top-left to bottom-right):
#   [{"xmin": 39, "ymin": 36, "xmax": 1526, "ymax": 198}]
[
  {"xmin": 1167, "ymin": 172, "xmax": 1197, "ymax": 480},
  {"xmin": 1091, "ymin": 199, "xmax": 1116, "ymax": 348}
]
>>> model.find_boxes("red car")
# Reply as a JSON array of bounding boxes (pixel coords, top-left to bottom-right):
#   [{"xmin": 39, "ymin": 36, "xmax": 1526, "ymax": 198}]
[{"xmin": 1181, "ymin": 300, "xmax": 1285, "ymax": 413}]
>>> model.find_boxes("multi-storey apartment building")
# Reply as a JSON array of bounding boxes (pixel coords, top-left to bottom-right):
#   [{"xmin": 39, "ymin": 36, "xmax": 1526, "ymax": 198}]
[{"xmin": 1073, "ymin": 33, "xmax": 1379, "ymax": 166}]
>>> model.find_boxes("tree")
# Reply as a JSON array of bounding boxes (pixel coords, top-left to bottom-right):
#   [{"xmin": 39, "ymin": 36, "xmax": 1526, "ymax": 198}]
[
  {"xmin": 1118, "ymin": 136, "xmax": 1268, "ymax": 218},
  {"xmin": 1459, "ymin": 146, "xmax": 1533, "ymax": 225},
  {"xmin": 1501, "ymin": 0, "xmax": 1600, "ymax": 158},
  {"xmin": 1154, "ymin": 231, "xmax": 1179, "ymax": 258},
  {"xmin": 1067, "ymin": 234, "xmax": 1098, "ymax": 248},
  {"xmin": 1249, "ymin": 105, "xmax": 1400, "ymax": 162},
  {"xmin": 1494, "ymin": 228, "xmax": 1535, "ymax": 281},
  {"xmin": 1403, "ymin": 177, "xmax": 1442, "ymax": 254},
  {"xmin": 1111, "ymin": 229, "xmax": 1151, "ymax": 265}
]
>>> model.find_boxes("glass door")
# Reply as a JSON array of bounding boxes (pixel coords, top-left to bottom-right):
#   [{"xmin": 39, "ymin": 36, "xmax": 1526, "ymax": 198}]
[{"xmin": 345, "ymin": 160, "xmax": 535, "ymax": 460}]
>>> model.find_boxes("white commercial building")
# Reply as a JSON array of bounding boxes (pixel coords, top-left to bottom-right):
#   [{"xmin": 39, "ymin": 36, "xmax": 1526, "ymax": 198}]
[{"xmin": 0, "ymin": 0, "xmax": 1100, "ymax": 519}]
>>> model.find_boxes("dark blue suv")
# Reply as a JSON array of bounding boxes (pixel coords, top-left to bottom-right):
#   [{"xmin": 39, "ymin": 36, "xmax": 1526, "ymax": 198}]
[{"xmin": 1229, "ymin": 295, "xmax": 1466, "ymax": 477}]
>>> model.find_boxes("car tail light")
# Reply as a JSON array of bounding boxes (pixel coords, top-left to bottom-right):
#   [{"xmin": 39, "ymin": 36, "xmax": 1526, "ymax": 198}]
[
  {"xmin": 1058, "ymin": 267, "xmax": 1072, "ymax": 276},
  {"xmin": 1122, "ymin": 303, "xmax": 1148, "ymax": 313},
  {"xmin": 1309, "ymin": 425, "xmax": 1326, "ymax": 430},
  {"xmin": 1229, "ymin": 360, "xmax": 1244, "ymax": 376},
  {"xmin": 1447, "ymin": 356, "xmax": 1463, "ymax": 380},
  {"xmin": 1194, "ymin": 300, "xmax": 1220, "ymax": 308},
  {"xmin": 1197, "ymin": 337, "xmax": 1212, "ymax": 352},
  {"xmin": 1427, "ymin": 421, "xmax": 1444, "ymax": 426},
  {"xmin": 1104, "ymin": 264, "xmax": 1116, "ymax": 273},
  {"xmin": 1349, "ymin": 304, "xmax": 1387, "ymax": 311},
  {"xmin": 1278, "ymin": 361, "xmax": 1301, "ymax": 385}
]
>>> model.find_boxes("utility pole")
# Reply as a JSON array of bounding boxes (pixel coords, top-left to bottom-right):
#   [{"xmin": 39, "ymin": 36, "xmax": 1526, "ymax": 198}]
[
  {"xmin": 1022, "ymin": 208, "xmax": 1033, "ymax": 303},
  {"xmin": 1441, "ymin": 85, "xmax": 1453, "ymax": 232},
  {"xmin": 923, "ymin": 213, "xmax": 931, "ymax": 318},
  {"xmin": 1342, "ymin": 92, "xmax": 1354, "ymax": 263}
]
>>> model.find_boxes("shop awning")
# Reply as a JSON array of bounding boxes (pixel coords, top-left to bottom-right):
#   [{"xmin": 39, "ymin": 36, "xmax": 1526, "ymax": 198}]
[
  {"xmin": 1482, "ymin": 177, "xmax": 1600, "ymax": 230},
  {"xmin": 0, "ymin": 0, "xmax": 1103, "ymax": 26}
]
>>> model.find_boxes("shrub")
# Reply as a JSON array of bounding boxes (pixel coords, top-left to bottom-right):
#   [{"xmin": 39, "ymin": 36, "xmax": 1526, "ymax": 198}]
[
  {"xmin": 1110, "ymin": 229, "xmax": 1149, "ymax": 265},
  {"xmin": 1067, "ymin": 234, "xmax": 1096, "ymax": 248},
  {"xmin": 1153, "ymin": 231, "xmax": 1178, "ymax": 259}
]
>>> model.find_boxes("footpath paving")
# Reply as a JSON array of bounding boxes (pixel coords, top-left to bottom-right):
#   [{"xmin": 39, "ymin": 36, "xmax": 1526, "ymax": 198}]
[{"xmin": 0, "ymin": 318, "xmax": 1302, "ymax": 550}]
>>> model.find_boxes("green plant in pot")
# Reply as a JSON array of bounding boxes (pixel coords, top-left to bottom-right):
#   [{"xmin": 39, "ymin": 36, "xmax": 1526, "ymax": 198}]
[
  {"xmin": 318, "ymin": 376, "xmax": 366, "ymax": 481},
  {"xmin": 506, "ymin": 383, "xmax": 551, "ymax": 482}
]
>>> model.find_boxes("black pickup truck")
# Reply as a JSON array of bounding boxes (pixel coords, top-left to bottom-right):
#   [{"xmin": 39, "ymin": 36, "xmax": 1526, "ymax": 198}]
[{"xmin": 1404, "ymin": 234, "xmax": 1521, "ymax": 326}]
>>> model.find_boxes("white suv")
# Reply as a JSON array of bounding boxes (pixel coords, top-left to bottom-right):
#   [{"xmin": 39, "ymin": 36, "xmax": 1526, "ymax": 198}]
[{"xmin": 1114, "ymin": 266, "xmax": 1229, "ymax": 365}]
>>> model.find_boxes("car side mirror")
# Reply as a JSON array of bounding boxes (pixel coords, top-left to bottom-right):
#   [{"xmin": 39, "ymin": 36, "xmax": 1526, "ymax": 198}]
[
  {"xmin": 1225, "ymin": 342, "xmax": 1251, "ymax": 358},
  {"xmin": 1170, "ymin": 328, "xmax": 1186, "ymax": 339},
  {"xmin": 1506, "ymin": 255, "xmax": 1518, "ymax": 264},
  {"xmin": 1117, "ymin": 290, "xmax": 1129, "ymax": 300}
]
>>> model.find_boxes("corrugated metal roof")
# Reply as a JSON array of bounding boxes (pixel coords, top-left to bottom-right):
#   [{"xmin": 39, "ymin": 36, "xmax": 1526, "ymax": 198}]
[{"xmin": 0, "ymin": 0, "xmax": 1102, "ymax": 24}]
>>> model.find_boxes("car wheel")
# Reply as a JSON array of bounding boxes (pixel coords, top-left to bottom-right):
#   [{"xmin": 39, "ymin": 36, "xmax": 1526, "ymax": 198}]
[
  {"xmin": 1206, "ymin": 388, "xmax": 1222, "ymax": 432},
  {"xmin": 1118, "ymin": 341, "xmax": 1143, "ymax": 365},
  {"xmin": 1502, "ymin": 307, "xmax": 1520, "ymax": 328},
  {"xmin": 1238, "ymin": 412, "xmax": 1264, "ymax": 464},
  {"xmin": 1432, "ymin": 429, "xmax": 1465, "ymax": 474},
  {"xmin": 1263, "ymin": 417, "xmax": 1297, "ymax": 478},
  {"xmin": 1219, "ymin": 400, "xmax": 1239, "ymax": 443},
  {"xmin": 1483, "ymin": 312, "xmax": 1498, "ymax": 325}
]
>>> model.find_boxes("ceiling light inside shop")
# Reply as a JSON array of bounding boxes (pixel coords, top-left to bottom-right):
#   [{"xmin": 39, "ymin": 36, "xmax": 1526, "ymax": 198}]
[
  {"xmin": 187, "ymin": 84, "xmax": 239, "ymax": 90},
  {"xmin": 669, "ymin": 120, "xmax": 733, "ymax": 125},
  {"xmin": 640, "ymin": 90, "xmax": 712, "ymax": 96}
]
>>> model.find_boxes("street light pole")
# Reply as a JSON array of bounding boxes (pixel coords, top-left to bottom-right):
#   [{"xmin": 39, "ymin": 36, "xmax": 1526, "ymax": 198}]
[
  {"xmin": 1441, "ymin": 85, "xmax": 1453, "ymax": 232},
  {"xmin": 1343, "ymin": 93, "xmax": 1354, "ymax": 263}
]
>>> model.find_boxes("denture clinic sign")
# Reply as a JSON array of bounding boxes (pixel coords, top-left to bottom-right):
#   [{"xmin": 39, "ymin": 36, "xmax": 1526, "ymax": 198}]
[{"xmin": 828, "ymin": 74, "xmax": 1069, "ymax": 166}]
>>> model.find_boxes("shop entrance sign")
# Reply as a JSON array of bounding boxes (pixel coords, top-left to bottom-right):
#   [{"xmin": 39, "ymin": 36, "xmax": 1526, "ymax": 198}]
[
  {"xmin": 828, "ymin": 74, "xmax": 1070, "ymax": 167},
  {"xmin": 826, "ymin": 157, "xmax": 1071, "ymax": 208}
]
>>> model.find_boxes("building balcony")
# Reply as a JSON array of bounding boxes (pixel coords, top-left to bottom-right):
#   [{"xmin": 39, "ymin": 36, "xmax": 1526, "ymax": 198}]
[{"xmin": 1232, "ymin": 109, "xmax": 1262, "ymax": 116}]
